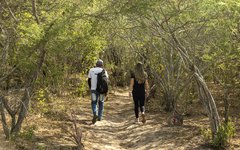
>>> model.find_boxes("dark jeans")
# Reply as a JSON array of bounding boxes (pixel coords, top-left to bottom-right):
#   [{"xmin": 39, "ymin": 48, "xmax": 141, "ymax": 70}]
[{"xmin": 132, "ymin": 91, "xmax": 145, "ymax": 118}]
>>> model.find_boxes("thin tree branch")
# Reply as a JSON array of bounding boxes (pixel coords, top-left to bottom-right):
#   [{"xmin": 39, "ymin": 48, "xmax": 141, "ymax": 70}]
[
  {"xmin": 32, "ymin": 0, "xmax": 40, "ymax": 24},
  {"xmin": 0, "ymin": 65, "xmax": 19, "ymax": 83},
  {"xmin": 0, "ymin": 96, "xmax": 10, "ymax": 139},
  {"xmin": 3, "ymin": 0, "xmax": 18, "ymax": 22}
]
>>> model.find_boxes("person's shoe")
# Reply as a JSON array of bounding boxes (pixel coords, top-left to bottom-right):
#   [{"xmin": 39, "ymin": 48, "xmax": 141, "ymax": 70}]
[
  {"xmin": 97, "ymin": 118, "xmax": 101, "ymax": 121},
  {"xmin": 92, "ymin": 115, "xmax": 98, "ymax": 124},
  {"xmin": 135, "ymin": 118, "xmax": 140, "ymax": 124},
  {"xmin": 142, "ymin": 114, "xmax": 146, "ymax": 123}
]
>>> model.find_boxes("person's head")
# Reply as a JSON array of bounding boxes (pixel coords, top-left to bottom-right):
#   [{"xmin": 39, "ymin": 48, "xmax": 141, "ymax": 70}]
[
  {"xmin": 134, "ymin": 62, "xmax": 147, "ymax": 84},
  {"xmin": 96, "ymin": 59, "xmax": 103, "ymax": 67}
]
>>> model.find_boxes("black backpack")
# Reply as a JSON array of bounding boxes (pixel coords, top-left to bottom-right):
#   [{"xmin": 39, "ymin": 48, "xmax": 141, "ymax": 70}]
[{"xmin": 96, "ymin": 69, "xmax": 108, "ymax": 94}]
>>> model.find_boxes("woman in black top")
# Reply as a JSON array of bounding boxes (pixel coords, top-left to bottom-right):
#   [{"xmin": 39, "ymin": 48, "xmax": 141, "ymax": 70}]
[{"xmin": 129, "ymin": 62, "xmax": 149, "ymax": 123}]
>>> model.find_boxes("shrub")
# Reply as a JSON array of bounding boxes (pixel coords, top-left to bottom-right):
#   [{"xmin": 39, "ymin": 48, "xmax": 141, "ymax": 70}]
[
  {"xmin": 201, "ymin": 127, "xmax": 212, "ymax": 143},
  {"xmin": 201, "ymin": 121, "xmax": 236, "ymax": 149},
  {"xmin": 18, "ymin": 125, "xmax": 37, "ymax": 140},
  {"xmin": 33, "ymin": 88, "xmax": 49, "ymax": 115},
  {"xmin": 212, "ymin": 121, "xmax": 236, "ymax": 148}
]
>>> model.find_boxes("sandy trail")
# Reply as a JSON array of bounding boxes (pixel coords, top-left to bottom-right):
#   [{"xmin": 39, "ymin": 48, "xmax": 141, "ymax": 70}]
[
  {"xmin": 77, "ymin": 90, "xmax": 209, "ymax": 150},
  {"xmin": 1, "ymin": 90, "xmax": 238, "ymax": 149},
  {"xmin": 0, "ymin": 131, "xmax": 15, "ymax": 150}
]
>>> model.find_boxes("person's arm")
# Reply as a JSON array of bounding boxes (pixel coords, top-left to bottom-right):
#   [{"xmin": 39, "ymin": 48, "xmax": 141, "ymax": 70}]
[
  {"xmin": 87, "ymin": 69, "xmax": 92, "ymax": 89},
  {"xmin": 145, "ymin": 79, "xmax": 149, "ymax": 95},
  {"xmin": 105, "ymin": 69, "xmax": 109, "ymax": 82},
  {"xmin": 129, "ymin": 78, "xmax": 134, "ymax": 97},
  {"xmin": 88, "ymin": 78, "xmax": 91, "ymax": 89}
]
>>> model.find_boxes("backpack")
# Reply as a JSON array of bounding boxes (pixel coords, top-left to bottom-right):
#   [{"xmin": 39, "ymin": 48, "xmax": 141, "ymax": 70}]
[{"xmin": 96, "ymin": 69, "xmax": 108, "ymax": 94}]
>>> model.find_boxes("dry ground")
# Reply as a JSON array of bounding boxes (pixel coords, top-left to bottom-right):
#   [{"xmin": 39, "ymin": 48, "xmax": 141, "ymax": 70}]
[
  {"xmin": 77, "ymin": 90, "xmax": 239, "ymax": 150},
  {"xmin": 0, "ymin": 88, "xmax": 239, "ymax": 150},
  {"xmin": 0, "ymin": 131, "xmax": 16, "ymax": 150}
]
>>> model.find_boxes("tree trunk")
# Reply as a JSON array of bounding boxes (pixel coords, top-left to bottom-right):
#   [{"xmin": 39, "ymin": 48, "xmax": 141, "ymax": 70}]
[
  {"xmin": 194, "ymin": 67, "xmax": 220, "ymax": 136},
  {"xmin": 0, "ymin": 96, "xmax": 10, "ymax": 139},
  {"xmin": 11, "ymin": 43, "xmax": 46, "ymax": 133},
  {"xmin": 169, "ymin": 33, "xmax": 221, "ymax": 137},
  {"xmin": 164, "ymin": 92, "xmax": 175, "ymax": 112},
  {"xmin": 223, "ymin": 85, "xmax": 229, "ymax": 124}
]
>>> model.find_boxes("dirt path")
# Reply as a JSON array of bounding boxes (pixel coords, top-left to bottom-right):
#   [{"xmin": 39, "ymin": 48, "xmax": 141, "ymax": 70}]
[
  {"xmin": 0, "ymin": 90, "xmax": 239, "ymax": 149},
  {"xmin": 0, "ymin": 131, "xmax": 15, "ymax": 150},
  {"xmin": 77, "ymin": 90, "xmax": 211, "ymax": 150}
]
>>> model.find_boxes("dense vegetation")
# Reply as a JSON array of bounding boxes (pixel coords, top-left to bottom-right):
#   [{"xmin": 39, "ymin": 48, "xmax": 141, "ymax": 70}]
[{"xmin": 0, "ymin": 0, "xmax": 239, "ymax": 149}]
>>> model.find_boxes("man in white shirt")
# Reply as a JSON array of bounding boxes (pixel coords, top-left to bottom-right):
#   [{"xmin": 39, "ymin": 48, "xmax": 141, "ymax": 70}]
[{"xmin": 88, "ymin": 59, "xmax": 109, "ymax": 124}]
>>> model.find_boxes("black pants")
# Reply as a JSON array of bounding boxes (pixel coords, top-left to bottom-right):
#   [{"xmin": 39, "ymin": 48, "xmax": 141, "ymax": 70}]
[{"xmin": 132, "ymin": 92, "xmax": 145, "ymax": 118}]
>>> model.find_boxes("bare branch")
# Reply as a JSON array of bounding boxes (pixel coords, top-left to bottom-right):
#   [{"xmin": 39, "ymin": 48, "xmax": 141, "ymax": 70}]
[
  {"xmin": 3, "ymin": 0, "xmax": 18, "ymax": 22},
  {"xmin": 32, "ymin": 0, "xmax": 40, "ymax": 24},
  {"xmin": 0, "ymin": 65, "xmax": 19, "ymax": 83},
  {"xmin": 0, "ymin": 96, "xmax": 10, "ymax": 139},
  {"xmin": 1, "ymin": 96, "xmax": 15, "ymax": 116}
]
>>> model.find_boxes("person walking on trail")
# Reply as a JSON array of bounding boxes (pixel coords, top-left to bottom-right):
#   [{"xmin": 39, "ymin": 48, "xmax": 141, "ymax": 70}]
[
  {"xmin": 129, "ymin": 62, "xmax": 149, "ymax": 124},
  {"xmin": 88, "ymin": 59, "xmax": 109, "ymax": 124}
]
